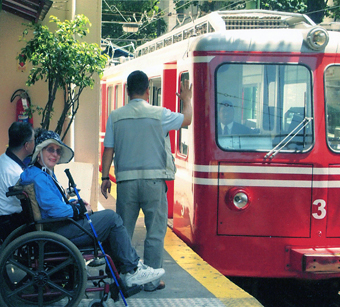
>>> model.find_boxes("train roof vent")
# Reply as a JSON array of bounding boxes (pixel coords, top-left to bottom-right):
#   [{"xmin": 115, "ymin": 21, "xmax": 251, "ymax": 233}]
[
  {"xmin": 222, "ymin": 15, "xmax": 289, "ymax": 29},
  {"xmin": 220, "ymin": 10, "xmax": 315, "ymax": 29}
]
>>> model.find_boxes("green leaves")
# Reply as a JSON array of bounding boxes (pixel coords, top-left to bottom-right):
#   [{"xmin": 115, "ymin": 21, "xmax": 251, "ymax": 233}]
[
  {"xmin": 261, "ymin": 0, "xmax": 307, "ymax": 13},
  {"xmin": 101, "ymin": 0, "xmax": 167, "ymax": 46},
  {"xmin": 18, "ymin": 14, "xmax": 109, "ymax": 139},
  {"xmin": 20, "ymin": 15, "xmax": 106, "ymax": 87}
]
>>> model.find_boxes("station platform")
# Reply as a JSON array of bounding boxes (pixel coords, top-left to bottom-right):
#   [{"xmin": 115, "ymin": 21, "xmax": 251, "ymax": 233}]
[{"xmin": 75, "ymin": 187, "xmax": 263, "ymax": 307}]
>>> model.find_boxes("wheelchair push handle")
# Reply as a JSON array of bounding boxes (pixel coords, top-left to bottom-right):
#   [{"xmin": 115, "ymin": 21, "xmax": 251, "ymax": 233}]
[
  {"xmin": 64, "ymin": 169, "xmax": 76, "ymax": 188},
  {"xmin": 6, "ymin": 186, "xmax": 21, "ymax": 197}
]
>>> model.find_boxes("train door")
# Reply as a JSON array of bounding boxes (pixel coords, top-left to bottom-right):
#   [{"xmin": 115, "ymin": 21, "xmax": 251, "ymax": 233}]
[
  {"xmin": 173, "ymin": 71, "xmax": 193, "ymax": 238},
  {"xmin": 215, "ymin": 62, "xmax": 313, "ymax": 237},
  {"xmin": 162, "ymin": 62, "xmax": 177, "ymax": 218},
  {"xmin": 324, "ymin": 65, "xmax": 340, "ymax": 237}
]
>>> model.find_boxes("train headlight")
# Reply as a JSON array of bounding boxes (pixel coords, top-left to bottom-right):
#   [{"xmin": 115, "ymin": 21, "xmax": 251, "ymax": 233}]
[
  {"xmin": 305, "ymin": 27, "xmax": 329, "ymax": 51},
  {"xmin": 226, "ymin": 188, "xmax": 250, "ymax": 211},
  {"xmin": 233, "ymin": 192, "xmax": 248, "ymax": 209}
]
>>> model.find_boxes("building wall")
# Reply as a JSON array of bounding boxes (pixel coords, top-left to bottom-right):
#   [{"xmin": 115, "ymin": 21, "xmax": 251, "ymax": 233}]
[
  {"xmin": 0, "ymin": 0, "xmax": 102, "ymax": 207},
  {"xmin": 159, "ymin": 0, "xmax": 177, "ymax": 32}
]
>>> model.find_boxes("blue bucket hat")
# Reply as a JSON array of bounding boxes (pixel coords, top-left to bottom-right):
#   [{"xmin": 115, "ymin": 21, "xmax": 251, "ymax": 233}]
[{"xmin": 31, "ymin": 130, "xmax": 74, "ymax": 164}]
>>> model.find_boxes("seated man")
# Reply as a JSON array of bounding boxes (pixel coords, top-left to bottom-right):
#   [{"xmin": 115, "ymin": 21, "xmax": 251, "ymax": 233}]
[
  {"xmin": 218, "ymin": 101, "xmax": 252, "ymax": 135},
  {"xmin": 0, "ymin": 122, "xmax": 35, "ymax": 242},
  {"xmin": 19, "ymin": 129, "xmax": 164, "ymax": 287}
]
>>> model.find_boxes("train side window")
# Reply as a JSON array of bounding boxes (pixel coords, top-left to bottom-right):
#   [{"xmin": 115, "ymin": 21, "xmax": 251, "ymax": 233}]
[
  {"xmin": 179, "ymin": 72, "xmax": 190, "ymax": 156},
  {"xmin": 115, "ymin": 84, "xmax": 123, "ymax": 109},
  {"xmin": 124, "ymin": 83, "xmax": 129, "ymax": 105},
  {"xmin": 107, "ymin": 86, "xmax": 114, "ymax": 114},
  {"xmin": 149, "ymin": 77, "xmax": 162, "ymax": 106},
  {"xmin": 157, "ymin": 88, "xmax": 162, "ymax": 105},
  {"xmin": 325, "ymin": 65, "xmax": 340, "ymax": 151},
  {"xmin": 216, "ymin": 63, "xmax": 313, "ymax": 152}
]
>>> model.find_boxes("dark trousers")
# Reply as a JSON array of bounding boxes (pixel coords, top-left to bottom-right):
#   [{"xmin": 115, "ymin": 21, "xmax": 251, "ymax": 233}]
[{"xmin": 53, "ymin": 209, "xmax": 139, "ymax": 274}]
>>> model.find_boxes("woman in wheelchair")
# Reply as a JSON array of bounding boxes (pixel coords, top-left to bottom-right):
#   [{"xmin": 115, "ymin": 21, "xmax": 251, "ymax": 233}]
[{"xmin": 19, "ymin": 129, "xmax": 165, "ymax": 288}]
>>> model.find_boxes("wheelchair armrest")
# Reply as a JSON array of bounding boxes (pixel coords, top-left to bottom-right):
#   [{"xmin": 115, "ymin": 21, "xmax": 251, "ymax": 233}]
[{"xmin": 36, "ymin": 217, "xmax": 72, "ymax": 224}]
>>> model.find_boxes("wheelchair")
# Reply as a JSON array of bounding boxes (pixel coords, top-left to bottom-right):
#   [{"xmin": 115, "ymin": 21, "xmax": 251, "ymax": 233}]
[{"xmin": 0, "ymin": 183, "xmax": 142, "ymax": 307}]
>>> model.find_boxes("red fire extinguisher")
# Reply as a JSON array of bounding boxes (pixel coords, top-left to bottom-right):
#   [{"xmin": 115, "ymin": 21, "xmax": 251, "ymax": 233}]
[{"xmin": 10, "ymin": 89, "xmax": 33, "ymax": 125}]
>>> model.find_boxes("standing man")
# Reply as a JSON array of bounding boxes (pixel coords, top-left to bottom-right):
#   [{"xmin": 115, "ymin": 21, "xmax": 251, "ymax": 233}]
[
  {"xmin": 0, "ymin": 121, "xmax": 35, "ymax": 242},
  {"xmin": 101, "ymin": 70, "xmax": 192, "ymax": 291}
]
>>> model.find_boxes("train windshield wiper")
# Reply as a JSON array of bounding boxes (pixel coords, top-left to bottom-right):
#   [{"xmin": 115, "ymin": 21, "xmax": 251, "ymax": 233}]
[{"xmin": 265, "ymin": 117, "xmax": 313, "ymax": 159}]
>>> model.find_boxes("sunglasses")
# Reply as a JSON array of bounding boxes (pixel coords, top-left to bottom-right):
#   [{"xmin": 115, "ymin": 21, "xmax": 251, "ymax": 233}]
[{"xmin": 45, "ymin": 146, "xmax": 62, "ymax": 156}]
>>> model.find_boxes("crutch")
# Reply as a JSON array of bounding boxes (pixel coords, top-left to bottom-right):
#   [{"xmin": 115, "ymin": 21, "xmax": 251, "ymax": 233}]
[{"xmin": 64, "ymin": 169, "xmax": 129, "ymax": 306}]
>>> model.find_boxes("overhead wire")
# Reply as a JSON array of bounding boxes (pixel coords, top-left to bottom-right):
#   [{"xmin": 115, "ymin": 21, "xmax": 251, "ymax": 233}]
[
  {"xmin": 103, "ymin": 0, "xmax": 128, "ymax": 22},
  {"xmin": 103, "ymin": 0, "xmax": 340, "ymax": 46},
  {"xmin": 115, "ymin": 0, "xmax": 204, "ymax": 42},
  {"xmin": 118, "ymin": 0, "xmax": 249, "ymax": 42}
]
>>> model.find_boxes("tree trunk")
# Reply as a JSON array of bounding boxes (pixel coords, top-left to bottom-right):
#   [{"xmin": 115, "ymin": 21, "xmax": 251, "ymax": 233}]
[{"xmin": 41, "ymin": 76, "xmax": 59, "ymax": 130}]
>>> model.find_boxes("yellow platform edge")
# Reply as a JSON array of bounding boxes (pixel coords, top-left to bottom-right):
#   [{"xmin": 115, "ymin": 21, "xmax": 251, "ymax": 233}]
[{"xmin": 164, "ymin": 229, "xmax": 263, "ymax": 306}]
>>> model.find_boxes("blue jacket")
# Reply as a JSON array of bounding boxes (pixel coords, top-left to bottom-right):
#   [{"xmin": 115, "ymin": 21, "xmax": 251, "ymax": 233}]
[{"xmin": 20, "ymin": 165, "xmax": 74, "ymax": 219}]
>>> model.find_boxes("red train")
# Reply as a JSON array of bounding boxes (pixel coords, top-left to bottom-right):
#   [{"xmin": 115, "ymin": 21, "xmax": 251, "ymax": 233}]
[{"xmin": 100, "ymin": 9, "xmax": 340, "ymax": 280}]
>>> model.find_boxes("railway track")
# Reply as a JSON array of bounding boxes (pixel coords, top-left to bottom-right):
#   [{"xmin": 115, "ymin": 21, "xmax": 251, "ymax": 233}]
[{"xmin": 229, "ymin": 277, "xmax": 340, "ymax": 307}]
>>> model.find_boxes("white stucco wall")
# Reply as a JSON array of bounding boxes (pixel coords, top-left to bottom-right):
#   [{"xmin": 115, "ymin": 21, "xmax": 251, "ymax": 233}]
[{"xmin": 0, "ymin": 0, "xmax": 102, "ymax": 208}]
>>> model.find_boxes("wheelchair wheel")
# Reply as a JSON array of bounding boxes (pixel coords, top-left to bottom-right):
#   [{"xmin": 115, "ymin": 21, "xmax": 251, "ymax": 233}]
[
  {"xmin": 0, "ymin": 231, "xmax": 87, "ymax": 307},
  {"xmin": 0, "ymin": 223, "xmax": 32, "ymax": 252}
]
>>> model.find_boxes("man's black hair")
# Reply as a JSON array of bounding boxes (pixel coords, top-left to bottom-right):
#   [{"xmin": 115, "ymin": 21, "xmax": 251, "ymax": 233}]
[
  {"xmin": 127, "ymin": 70, "xmax": 149, "ymax": 97},
  {"xmin": 8, "ymin": 122, "xmax": 34, "ymax": 149}
]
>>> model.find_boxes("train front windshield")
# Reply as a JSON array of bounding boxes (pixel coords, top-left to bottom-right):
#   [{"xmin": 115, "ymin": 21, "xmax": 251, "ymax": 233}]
[{"xmin": 216, "ymin": 63, "xmax": 313, "ymax": 152}]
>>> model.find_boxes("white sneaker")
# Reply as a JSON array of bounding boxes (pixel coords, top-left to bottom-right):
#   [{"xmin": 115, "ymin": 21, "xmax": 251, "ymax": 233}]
[{"xmin": 125, "ymin": 262, "xmax": 165, "ymax": 287}]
